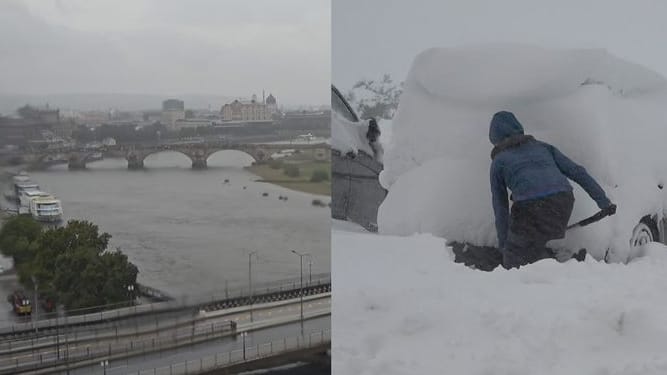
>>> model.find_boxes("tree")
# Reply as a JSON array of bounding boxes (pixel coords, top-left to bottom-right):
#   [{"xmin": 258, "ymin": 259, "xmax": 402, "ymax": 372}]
[
  {"xmin": 346, "ymin": 74, "xmax": 403, "ymax": 120},
  {"xmin": 0, "ymin": 215, "xmax": 42, "ymax": 286},
  {"xmin": 179, "ymin": 127, "xmax": 197, "ymax": 138},
  {"xmin": 17, "ymin": 105, "xmax": 40, "ymax": 120},
  {"xmin": 0, "ymin": 217, "xmax": 138, "ymax": 310},
  {"xmin": 283, "ymin": 164, "xmax": 300, "ymax": 178},
  {"xmin": 310, "ymin": 169, "xmax": 329, "ymax": 182}
]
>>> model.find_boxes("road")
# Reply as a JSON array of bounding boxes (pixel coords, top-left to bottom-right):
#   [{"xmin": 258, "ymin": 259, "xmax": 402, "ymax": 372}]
[
  {"xmin": 76, "ymin": 316, "xmax": 330, "ymax": 375},
  {"xmin": 0, "ymin": 294, "xmax": 330, "ymax": 374}
]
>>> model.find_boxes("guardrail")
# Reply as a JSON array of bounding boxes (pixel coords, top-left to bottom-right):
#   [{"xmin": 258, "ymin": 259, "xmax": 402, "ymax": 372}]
[
  {"xmin": 0, "ymin": 320, "xmax": 237, "ymax": 374},
  {"xmin": 0, "ymin": 305, "xmax": 331, "ymax": 375},
  {"xmin": 130, "ymin": 329, "xmax": 330, "ymax": 375},
  {"xmin": 0, "ymin": 273, "xmax": 331, "ymax": 338}
]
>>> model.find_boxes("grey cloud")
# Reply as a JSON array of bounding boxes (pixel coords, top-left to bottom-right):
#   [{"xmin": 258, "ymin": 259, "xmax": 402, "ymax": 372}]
[{"xmin": 1, "ymin": 0, "xmax": 329, "ymax": 106}]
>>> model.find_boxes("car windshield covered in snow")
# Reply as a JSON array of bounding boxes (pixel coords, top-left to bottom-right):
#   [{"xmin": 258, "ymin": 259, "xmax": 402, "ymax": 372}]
[{"xmin": 378, "ymin": 44, "xmax": 667, "ymax": 262}]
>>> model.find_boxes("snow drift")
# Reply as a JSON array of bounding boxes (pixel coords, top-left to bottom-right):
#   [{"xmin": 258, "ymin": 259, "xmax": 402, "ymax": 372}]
[
  {"xmin": 378, "ymin": 44, "xmax": 667, "ymax": 261},
  {"xmin": 333, "ymin": 228, "xmax": 667, "ymax": 375}
]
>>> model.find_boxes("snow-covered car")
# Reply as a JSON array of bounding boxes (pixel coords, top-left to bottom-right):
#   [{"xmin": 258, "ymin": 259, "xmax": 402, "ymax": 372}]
[
  {"xmin": 331, "ymin": 85, "xmax": 387, "ymax": 231},
  {"xmin": 378, "ymin": 44, "xmax": 667, "ymax": 262}
]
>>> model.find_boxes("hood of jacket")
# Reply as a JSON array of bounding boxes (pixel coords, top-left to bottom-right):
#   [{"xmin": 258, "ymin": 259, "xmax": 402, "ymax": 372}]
[{"xmin": 489, "ymin": 111, "xmax": 524, "ymax": 145}]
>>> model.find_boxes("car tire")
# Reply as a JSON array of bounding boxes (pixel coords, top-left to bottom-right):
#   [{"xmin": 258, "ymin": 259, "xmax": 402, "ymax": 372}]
[{"xmin": 630, "ymin": 215, "xmax": 659, "ymax": 248}]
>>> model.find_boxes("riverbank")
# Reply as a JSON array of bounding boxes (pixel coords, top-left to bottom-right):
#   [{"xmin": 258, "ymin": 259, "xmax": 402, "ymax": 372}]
[{"xmin": 246, "ymin": 161, "xmax": 331, "ymax": 196}]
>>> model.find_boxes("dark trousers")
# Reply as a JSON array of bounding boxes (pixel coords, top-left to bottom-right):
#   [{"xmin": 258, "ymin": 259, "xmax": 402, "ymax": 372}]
[{"xmin": 503, "ymin": 191, "xmax": 575, "ymax": 269}]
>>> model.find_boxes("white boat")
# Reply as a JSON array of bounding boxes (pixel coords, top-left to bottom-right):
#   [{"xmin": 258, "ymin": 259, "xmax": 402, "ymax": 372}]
[
  {"xmin": 28, "ymin": 195, "xmax": 63, "ymax": 222},
  {"xmin": 10, "ymin": 172, "xmax": 63, "ymax": 222}
]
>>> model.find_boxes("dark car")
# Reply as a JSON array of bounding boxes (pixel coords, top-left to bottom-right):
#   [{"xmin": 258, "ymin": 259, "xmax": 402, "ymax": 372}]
[{"xmin": 331, "ymin": 85, "xmax": 387, "ymax": 232}]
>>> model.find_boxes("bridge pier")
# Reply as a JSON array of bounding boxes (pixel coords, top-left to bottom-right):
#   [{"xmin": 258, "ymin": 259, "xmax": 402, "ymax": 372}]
[
  {"xmin": 191, "ymin": 158, "xmax": 207, "ymax": 169},
  {"xmin": 127, "ymin": 159, "xmax": 144, "ymax": 170}
]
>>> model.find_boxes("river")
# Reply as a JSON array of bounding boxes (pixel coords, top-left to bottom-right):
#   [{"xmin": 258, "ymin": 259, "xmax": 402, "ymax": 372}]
[{"xmin": 25, "ymin": 151, "xmax": 330, "ymax": 299}]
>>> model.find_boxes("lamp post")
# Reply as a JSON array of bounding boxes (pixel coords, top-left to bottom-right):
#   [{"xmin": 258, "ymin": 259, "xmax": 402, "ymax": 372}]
[
  {"xmin": 100, "ymin": 360, "xmax": 109, "ymax": 375},
  {"xmin": 308, "ymin": 258, "xmax": 313, "ymax": 286},
  {"xmin": 127, "ymin": 284, "xmax": 135, "ymax": 306},
  {"xmin": 248, "ymin": 251, "xmax": 257, "ymax": 322},
  {"xmin": 291, "ymin": 250, "xmax": 310, "ymax": 334},
  {"xmin": 241, "ymin": 331, "xmax": 248, "ymax": 360},
  {"xmin": 31, "ymin": 276, "xmax": 38, "ymax": 333}
]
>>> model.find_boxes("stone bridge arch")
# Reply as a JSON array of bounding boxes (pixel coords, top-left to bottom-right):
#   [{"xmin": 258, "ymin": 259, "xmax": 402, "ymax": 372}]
[
  {"xmin": 204, "ymin": 145, "xmax": 271, "ymax": 166},
  {"xmin": 125, "ymin": 147, "xmax": 197, "ymax": 170}
]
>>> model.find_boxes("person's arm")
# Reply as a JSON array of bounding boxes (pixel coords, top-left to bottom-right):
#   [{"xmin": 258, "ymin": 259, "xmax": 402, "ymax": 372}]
[
  {"xmin": 547, "ymin": 144, "xmax": 612, "ymax": 209},
  {"xmin": 490, "ymin": 161, "xmax": 509, "ymax": 249}
]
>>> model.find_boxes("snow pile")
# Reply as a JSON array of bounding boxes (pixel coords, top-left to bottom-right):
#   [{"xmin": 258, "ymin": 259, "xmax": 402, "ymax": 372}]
[
  {"xmin": 378, "ymin": 44, "xmax": 667, "ymax": 260},
  {"xmin": 331, "ymin": 110, "xmax": 374, "ymax": 156},
  {"xmin": 376, "ymin": 118, "xmax": 393, "ymax": 146},
  {"xmin": 333, "ymin": 229, "xmax": 667, "ymax": 375}
]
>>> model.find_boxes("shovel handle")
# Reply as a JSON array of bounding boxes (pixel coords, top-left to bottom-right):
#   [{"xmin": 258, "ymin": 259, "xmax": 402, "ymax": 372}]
[{"xmin": 567, "ymin": 205, "xmax": 616, "ymax": 230}]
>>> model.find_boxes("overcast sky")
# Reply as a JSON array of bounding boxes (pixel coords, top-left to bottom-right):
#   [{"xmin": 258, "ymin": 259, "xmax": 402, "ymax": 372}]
[
  {"xmin": 0, "ymin": 0, "xmax": 329, "ymax": 106},
  {"xmin": 334, "ymin": 0, "xmax": 667, "ymax": 91}
]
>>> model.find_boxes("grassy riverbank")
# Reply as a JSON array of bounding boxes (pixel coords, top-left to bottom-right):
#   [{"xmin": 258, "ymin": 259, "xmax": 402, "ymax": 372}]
[{"xmin": 246, "ymin": 160, "xmax": 331, "ymax": 196}]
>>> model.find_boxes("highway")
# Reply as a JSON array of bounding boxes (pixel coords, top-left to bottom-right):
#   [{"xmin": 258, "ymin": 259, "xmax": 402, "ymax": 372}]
[{"xmin": 0, "ymin": 294, "xmax": 330, "ymax": 374}]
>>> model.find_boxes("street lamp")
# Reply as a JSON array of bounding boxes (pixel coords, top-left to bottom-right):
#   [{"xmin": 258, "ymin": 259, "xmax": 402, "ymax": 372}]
[
  {"xmin": 241, "ymin": 331, "xmax": 248, "ymax": 360},
  {"xmin": 31, "ymin": 276, "xmax": 38, "ymax": 333},
  {"xmin": 308, "ymin": 259, "xmax": 313, "ymax": 286},
  {"xmin": 127, "ymin": 284, "xmax": 135, "ymax": 307},
  {"xmin": 248, "ymin": 251, "xmax": 258, "ymax": 322},
  {"xmin": 100, "ymin": 360, "xmax": 109, "ymax": 375},
  {"xmin": 291, "ymin": 250, "xmax": 310, "ymax": 333}
]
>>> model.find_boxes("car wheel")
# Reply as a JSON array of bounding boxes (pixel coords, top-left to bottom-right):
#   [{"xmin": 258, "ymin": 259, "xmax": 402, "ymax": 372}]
[{"xmin": 630, "ymin": 215, "xmax": 659, "ymax": 248}]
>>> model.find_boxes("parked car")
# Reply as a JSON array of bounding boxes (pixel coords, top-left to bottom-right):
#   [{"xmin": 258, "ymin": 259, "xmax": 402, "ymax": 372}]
[
  {"xmin": 331, "ymin": 85, "xmax": 387, "ymax": 232},
  {"xmin": 8, "ymin": 291, "xmax": 32, "ymax": 315},
  {"xmin": 378, "ymin": 44, "xmax": 667, "ymax": 262}
]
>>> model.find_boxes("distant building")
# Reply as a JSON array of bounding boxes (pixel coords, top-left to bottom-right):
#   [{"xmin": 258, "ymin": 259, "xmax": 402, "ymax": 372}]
[
  {"xmin": 102, "ymin": 137, "xmax": 117, "ymax": 146},
  {"xmin": 0, "ymin": 105, "xmax": 69, "ymax": 147},
  {"xmin": 161, "ymin": 99, "xmax": 186, "ymax": 130},
  {"xmin": 162, "ymin": 99, "xmax": 185, "ymax": 111},
  {"xmin": 174, "ymin": 118, "xmax": 214, "ymax": 129},
  {"xmin": 221, "ymin": 93, "xmax": 274, "ymax": 122},
  {"xmin": 266, "ymin": 93, "xmax": 278, "ymax": 114}
]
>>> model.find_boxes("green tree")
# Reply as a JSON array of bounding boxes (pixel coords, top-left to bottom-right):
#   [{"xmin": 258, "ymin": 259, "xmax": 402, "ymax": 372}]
[
  {"xmin": 32, "ymin": 220, "xmax": 136, "ymax": 309},
  {"xmin": 269, "ymin": 159, "xmax": 283, "ymax": 169},
  {"xmin": 0, "ymin": 215, "xmax": 42, "ymax": 285},
  {"xmin": 179, "ymin": 127, "xmax": 197, "ymax": 138},
  {"xmin": 310, "ymin": 169, "xmax": 329, "ymax": 182},
  {"xmin": 0, "ymin": 217, "xmax": 138, "ymax": 309},
  {"xmin": 283, "ymin": 164, "xmax": 300, "ymax": 178}
]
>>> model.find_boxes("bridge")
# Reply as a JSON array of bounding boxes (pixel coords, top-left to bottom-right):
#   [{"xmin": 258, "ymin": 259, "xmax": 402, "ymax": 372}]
[{"xmin": 25, "ymin": 140, "xmax": 330, "ymax": 170}]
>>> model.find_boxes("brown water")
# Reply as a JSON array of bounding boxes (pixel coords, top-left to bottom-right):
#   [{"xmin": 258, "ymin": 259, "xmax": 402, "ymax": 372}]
[{"xmin": 27, "ymin": 151, "xmax": 330, "ymax": 298}]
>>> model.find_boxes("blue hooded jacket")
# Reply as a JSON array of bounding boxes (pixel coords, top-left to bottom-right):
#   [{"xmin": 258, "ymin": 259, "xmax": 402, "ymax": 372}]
[{"xmin": 489, "ymin": 111, "xmax": 612, "ymax": 248}]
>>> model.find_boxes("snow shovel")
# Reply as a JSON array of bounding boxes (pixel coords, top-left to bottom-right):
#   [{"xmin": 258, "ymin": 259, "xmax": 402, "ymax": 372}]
[{"xmin": 566, "ymin": 204, "xmax": 616, "ymax": 230}]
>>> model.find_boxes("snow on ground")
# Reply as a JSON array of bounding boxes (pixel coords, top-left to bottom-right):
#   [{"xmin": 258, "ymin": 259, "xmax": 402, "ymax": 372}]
[{"xmin": 333, "ymin": 227, "xmax": 667, "ymax": 375}]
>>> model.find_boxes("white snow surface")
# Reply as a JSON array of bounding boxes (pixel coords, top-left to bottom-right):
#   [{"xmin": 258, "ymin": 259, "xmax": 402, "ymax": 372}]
[
  {"xmin": 379, "ymin": 44, "xmax": 667, "ymax": 260},
  {"xmin": 333, "ymin": 228, "xmax": 667, "ymax": 375}
]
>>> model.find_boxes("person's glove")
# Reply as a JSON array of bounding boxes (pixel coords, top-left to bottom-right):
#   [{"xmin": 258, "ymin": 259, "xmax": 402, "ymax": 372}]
[{"xmin": 602, "ymin": 203, "xmax": 617, "ymax": 216}]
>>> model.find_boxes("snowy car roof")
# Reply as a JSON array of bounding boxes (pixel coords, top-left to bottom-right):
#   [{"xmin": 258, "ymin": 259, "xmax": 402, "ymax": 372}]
[{"xmin": 409, "ymin": 44, "xmax": 667, "ymax": 104}]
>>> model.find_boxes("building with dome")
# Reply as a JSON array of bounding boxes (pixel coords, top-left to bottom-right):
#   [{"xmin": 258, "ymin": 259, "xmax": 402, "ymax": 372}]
[{"xmin": 221, "ymin": 92, "xmax": 277, "ymax": 122}]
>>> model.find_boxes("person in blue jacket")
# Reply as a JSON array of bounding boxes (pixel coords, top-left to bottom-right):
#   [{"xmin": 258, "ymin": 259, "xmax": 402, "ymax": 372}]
[{"xmin": 489, "ymin": 111, "xmax": 616, "ymax": 269}]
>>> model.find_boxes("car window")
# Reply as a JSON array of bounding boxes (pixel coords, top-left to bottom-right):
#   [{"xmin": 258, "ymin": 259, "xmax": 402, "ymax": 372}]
[{"xmin": 332, "ymin": 85, "xmax": 359, "ymax": 122}]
